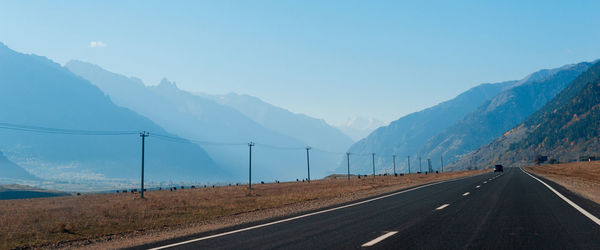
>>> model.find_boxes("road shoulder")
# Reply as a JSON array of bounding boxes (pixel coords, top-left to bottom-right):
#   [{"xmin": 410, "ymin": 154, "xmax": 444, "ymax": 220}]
[
  {"xmin": 522, "ymin": 167, "xmax": 600, "ymax": 220},
  {"xmin": 99, "ymin": 172, "xmax": 485, "ymax": 250}
]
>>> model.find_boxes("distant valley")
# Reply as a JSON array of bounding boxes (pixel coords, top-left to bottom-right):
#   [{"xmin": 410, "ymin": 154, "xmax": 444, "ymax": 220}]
[
  {"xmin": 0, "ymin": 42, "xmax": 356, "ymax": 193},
  {"xmin": 66, "ymin": 60, "xmax": 353, "ymax": 182},
  {"xmin": 1, "ymin": 40, "xmax": 599, "ymax": 193}
]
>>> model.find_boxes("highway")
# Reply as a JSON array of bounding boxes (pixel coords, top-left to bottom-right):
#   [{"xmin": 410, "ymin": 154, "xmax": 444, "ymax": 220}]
[{"xmin": 133, "ymin": 168, "xmax": 600, "ymax": 249}]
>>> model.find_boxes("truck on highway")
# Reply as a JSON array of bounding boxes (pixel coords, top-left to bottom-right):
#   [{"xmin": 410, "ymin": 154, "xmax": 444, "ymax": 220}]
[{"xmin": 494, "ymin": 164, "xmax": 504, "ymax": 172}]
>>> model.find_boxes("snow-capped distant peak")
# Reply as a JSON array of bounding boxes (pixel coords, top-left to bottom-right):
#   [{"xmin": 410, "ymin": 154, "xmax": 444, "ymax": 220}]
[
  {"xmin": 335, "ymin": 117, "xmax": 384, "ymax": 141},
  {"xmin": 343, "ymin": 117, "xmax": 384, "ymax": 130}
]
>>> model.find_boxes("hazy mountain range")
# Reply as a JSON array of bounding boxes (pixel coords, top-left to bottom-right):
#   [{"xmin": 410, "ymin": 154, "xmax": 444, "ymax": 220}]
[
  {"xmin": 449, "ymin": 61, "xmax": 600, "ymax": 169},
  {"xmin": 66, "ymin": 60, "xmax": 352, "ymax": 181},
  {"xmin": 0, "ymin": 42, "xmax": 354, "ymax": 186},
  {"xmin": 2, "ymin": 39, "xmax": 598, "ymax": 187},
  {"xmin": 198, "ymin": 92, "xmax": 354, "ymax": 153},
  {"xmin": 0, "ymin": 43, "xmax": 223, "ymax": 182}
]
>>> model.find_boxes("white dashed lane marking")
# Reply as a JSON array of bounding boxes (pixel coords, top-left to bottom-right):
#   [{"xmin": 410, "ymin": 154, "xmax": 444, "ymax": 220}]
[
  {"xmin": 148, "ymin": 175, "xmax": 481, "ymax": 250},
  {"xmin": 436, "ymin": 204, "xmax": 450, "ymax": 210},
  {"xmin": 362, "ymin": 231, "xmax": 398, "ymax": 247},
  {"xmin": 462, "ymin": 192, "xmax": 470, "ymax": 196}
]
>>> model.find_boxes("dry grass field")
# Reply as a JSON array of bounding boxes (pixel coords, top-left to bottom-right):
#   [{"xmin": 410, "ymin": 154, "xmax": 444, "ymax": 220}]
[
  {"xmin": 0, "ymin": 170, "xmax": 484, "ymax": 249},
  {"xmin": 525, "ymin": 161, "xmax": 600, "ymax": 204}
]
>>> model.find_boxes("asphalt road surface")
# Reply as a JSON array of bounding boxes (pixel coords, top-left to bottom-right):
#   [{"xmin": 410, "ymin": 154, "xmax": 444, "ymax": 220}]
[{"xmin": 133, "ymin": 167, "xmax": 600, "ymax": 249}]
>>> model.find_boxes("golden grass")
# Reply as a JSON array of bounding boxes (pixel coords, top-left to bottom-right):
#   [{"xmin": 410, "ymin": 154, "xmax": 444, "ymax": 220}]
[
  {"xmin": 0, "ymin": 170, "xmax": 483, "ymax": 249},
  {"xmin": 525, "ymin": 161, "xmax": 600, "ymax": 204}
]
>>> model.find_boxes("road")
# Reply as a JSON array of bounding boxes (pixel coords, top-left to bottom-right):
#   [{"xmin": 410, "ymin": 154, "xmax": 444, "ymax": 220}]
[{"xmin": 133, "ymin": 168, "xmax": 600, "ymax": 249}]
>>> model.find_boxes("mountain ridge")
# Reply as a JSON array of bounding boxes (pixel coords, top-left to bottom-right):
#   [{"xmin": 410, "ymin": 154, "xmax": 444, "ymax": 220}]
[
  {"xmin": 449, "ymin": 61, "xmax": 600, "ymax": 169},
  {"xmin": 66, "ymin": 60, "xmax": 349, "ymax": 181},
  {"xmin": 419, "ymin": 61, "xmax": 593, "ymax": 166},
  {"xmin": 199, "ymin": 92, "xmax": 354, "ymax": 153},
  {"xmin": 0, "ymin": 44, "xmax": 223, "ymax": 182}
]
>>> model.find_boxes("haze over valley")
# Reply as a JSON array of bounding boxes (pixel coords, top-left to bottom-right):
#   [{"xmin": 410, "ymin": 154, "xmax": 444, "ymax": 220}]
[
  {"xmin": 2, "ymin": 39, "xmax": 599, "ymax": 193},
  {"xmin": 4, "ymin": 2, "xmax": 600, "ymax": 249}
]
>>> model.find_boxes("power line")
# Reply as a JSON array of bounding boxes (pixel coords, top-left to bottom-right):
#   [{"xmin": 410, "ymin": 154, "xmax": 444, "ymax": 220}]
[
  {"xmin": 151, "ymin": 133, "xmax": 246, "ymax": 146},
  {"xmin": 254, "ymin": 143, "xmax": 305, "ymax": 150},
  {"xmin": 311, "ymin": 148, "xmax": 346, "ymax": 155},
  {"xmin": 0, "ymin": 122, "xmax": 138, "ymax": 135},
  {"xmin": 0, "ymin": 122, "xmax": 447, "ymax": 176},
  {"xmin": 0, "ymin": 123, "xmax": 392, "ymax": 156}
]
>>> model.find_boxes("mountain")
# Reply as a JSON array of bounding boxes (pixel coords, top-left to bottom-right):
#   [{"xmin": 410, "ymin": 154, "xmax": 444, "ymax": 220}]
[
  {"xmin": 0, "ymin": 151, "xmax": 37, "ymax": 180},
  {"xmin": 449, "ymin": 61, "xmax": 600, "ymax": 169},
  {"xmin": 0, "ymin": 43, "xmax": 221, "ymax": 182},
  {"xmin": 201, "ymin": 93, "xmax": 354, "ymax": 153},
  {"xmin": 66, "ymin": 61, "xmax": 341, "ymax": 181},
  {"xmin": 420, "ymin": 62, "xmax": 593, "ymax": 165},
  {"xmin": 335, "ymin": 117, "xmax": 384, "ymax": 141},
  {"xmin": 337, "ymin": 81, "xmax": 514, "ymax": 174}
]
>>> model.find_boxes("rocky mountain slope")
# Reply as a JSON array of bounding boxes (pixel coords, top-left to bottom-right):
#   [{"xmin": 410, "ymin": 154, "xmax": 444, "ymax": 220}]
[
  {"xmin": 449, "ymin": 61, "xmax": 600, "ymax": 169},
  {"xmin": 420, "ymin": 62, "xmax": 592, "ymax": 165}
]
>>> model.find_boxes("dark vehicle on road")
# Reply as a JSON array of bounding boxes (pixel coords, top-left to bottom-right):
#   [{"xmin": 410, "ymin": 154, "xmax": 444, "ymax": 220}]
[{"xmin": 494, "ymin": 164, "xmax": 504, "ymax": 172}]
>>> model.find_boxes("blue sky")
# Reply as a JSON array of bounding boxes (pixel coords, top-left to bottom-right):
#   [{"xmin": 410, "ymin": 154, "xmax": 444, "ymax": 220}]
[{"xmin": 1, "ymin": 1, "xmax": 599, "ymax": 125}]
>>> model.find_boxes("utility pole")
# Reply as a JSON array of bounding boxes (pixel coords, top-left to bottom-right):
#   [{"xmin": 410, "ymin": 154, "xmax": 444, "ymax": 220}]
[
  {"xmin": 441, "ymin": 156, "xmax": 444, "ymax": 172},
  {"xmin": 140, "ymin": 131, "xmax": 149, "ymax": 199},
  {"xmin": 248, "ymin": 141, "xmax": 255, "ymax": 189},
  {"xmin": 346, "ymin": 152, "xmax": 351, "ymax": 180},
  {"xmin": 419, "ymin": 156, "xmax": 422, "ymax": 173},
  {"xmin": 393, "ymin": 155, "xmax": 397, "ymax": 175},
  {"xmin": 407, "ymin": 156, "xmax": 411, "ymax": 174},
  {"xmin": 372, "ymin": 153, "xmax": 376, "ymax": 178},
  {"xmin": 427, "ymin": 158, "xmax": 432, "ymax": 173},
  {"xmin": 305, "ymin": 146, "xmax": 311, "ymax": 183}
]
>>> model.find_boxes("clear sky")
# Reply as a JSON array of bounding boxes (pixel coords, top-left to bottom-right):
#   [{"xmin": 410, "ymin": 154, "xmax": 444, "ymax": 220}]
[{"xmin": 1, "ymin": 1, "xmax": 599, "ymax": 125}]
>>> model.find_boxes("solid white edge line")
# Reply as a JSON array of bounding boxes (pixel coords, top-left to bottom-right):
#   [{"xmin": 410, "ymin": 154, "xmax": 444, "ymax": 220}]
[
  {"xmin": 520, "ymin": 167, "xmax": 600, "ymax": 226},
  {"xmin": 436, "ymin": 204, "xmax": 450, "ymax": 210},
  {"xmin": 462, "ymin": 192, "xmax": 470, "ymax": 196},
  {"xmin": 361, "ymin": 231, "xmax": 398, "ymax": 247},
  {"xmin": 148, "ymin": 174, "xmax": 481, "ymax": 250}
]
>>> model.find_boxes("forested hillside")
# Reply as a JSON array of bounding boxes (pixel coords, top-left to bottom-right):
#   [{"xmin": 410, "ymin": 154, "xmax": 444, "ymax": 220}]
[{"xmin": 450, "ymin": 62, "xmax": 600, "ymax": 169}]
